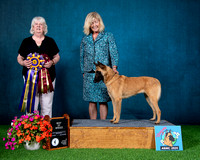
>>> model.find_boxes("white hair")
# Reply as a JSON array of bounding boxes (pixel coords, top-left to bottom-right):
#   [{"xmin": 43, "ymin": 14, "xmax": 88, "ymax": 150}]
[{"xmin": 30, "ymin": 16, "xmax": 48, "ymax": 35}]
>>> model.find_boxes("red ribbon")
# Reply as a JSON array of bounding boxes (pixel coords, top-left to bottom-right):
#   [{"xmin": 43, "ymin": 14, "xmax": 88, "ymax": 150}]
[{"xmin": 38, "ymin": 54, "xmax": 54, "ymax": 93}]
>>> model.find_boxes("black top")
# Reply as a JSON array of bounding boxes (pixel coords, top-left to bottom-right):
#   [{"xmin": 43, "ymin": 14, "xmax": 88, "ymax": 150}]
[{"xmin": 18, "ymin": 36, "xmax": 59, "ymax": 81}]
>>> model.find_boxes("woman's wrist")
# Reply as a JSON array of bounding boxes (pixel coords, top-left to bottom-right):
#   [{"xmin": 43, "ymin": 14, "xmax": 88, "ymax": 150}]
[{"xmin": 51, "ymin": 59, "xmax": 55, "ymax": 65}]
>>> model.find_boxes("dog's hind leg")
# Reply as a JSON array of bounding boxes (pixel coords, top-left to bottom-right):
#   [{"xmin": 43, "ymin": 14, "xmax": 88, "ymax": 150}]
[
  {"xmin": 144, "ymin": 94, "xmax": 156, "ymax": 121},
  {"xmin": 113, "ymin": 98, "xmax": 122, "ymax": 124},
  {"xmin": 146, "ymin": 82, "xmax": 161, "ymax": 124},
  {"xmin": 148, "ymin": 97, "xmax": 161, "ymax": 124}
]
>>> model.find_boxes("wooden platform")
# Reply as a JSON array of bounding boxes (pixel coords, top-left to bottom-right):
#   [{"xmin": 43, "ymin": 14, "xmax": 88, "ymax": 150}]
[{"xmin": 70, "ymin": 119, "xmax": 174, "ymax": 149}]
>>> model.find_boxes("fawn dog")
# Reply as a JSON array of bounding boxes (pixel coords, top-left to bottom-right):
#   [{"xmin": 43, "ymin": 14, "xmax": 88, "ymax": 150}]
[{"xmin": 94, "ymin": 61, "xmax": 161, "ymax": 124}]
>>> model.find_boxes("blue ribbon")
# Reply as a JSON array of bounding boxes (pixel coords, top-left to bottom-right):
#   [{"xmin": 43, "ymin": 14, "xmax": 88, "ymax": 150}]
[{"xmin": 19, "ymin": 53, "xmax": 44, "ymax": 113}]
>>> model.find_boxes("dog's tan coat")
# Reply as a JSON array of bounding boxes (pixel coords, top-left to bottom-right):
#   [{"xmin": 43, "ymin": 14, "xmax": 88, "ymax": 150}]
[{"xmin": 94, "ymin": 62, "xmax": 161, "ymax": 124}]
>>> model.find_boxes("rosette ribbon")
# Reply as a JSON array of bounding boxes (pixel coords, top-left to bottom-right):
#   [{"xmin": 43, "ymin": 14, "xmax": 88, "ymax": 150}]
[
  {"xmin": 37, "ymin": 54, "xmax": 54, "ymax": 93},
  {"xmin": 19, "ymin": 53, "xmax": 45, "ymax": 113}
]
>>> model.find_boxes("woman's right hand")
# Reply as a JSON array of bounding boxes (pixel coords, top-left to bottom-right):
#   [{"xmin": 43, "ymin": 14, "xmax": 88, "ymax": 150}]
[
  {"xmin": 23, "ymin": 60, "xmax": 32, "ymax": 69},
  {"xmin": 17, "ymin": 54, "xmax": 31, "ymax": 69}
]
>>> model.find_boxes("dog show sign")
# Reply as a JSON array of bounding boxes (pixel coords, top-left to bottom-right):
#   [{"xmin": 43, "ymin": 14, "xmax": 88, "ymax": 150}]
[
  {"xmin": 44, "ymin": 114, "xmax": 70, "ymax": 150},
  {"xmin": 154, "ymin": 126, "xmax": 183, "ymax": 151}
]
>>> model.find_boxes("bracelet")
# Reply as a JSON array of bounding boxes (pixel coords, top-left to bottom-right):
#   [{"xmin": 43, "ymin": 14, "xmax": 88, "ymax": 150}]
[{"xmin": 52, "ymin": 59, "xmax": 55, "ymax": 65}]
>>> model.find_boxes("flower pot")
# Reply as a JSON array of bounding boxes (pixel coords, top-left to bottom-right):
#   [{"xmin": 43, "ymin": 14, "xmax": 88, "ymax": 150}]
[{"xmin": 24, "ymin": 141, "xmax": 40, "ymax": 150}]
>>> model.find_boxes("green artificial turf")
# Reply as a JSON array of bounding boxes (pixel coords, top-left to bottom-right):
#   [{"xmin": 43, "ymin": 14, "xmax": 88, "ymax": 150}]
[{"xmin": 0, "ymin": 125, "xmax": 200, "ymax": 160}]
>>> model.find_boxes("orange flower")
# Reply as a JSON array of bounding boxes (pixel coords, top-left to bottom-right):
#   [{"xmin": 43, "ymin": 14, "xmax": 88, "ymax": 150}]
[
  {"xmin": 24, "ymin": 123, "xmax": 31, "ymax": 129},
  {"xmin": 19, "ymin": 139, "xmax": 23, "ymax": 144},
  {"xmin": 34, "ymin": 116, "xmax": 39, "ymax": 120},
  {"xmin": 17, "ymin": 130, "xmax": 22, "ymax": 137},
  {"xmin": 40, "ymin": 126, "xmax": 46, "ymax": 132},
  {"xmin": 36, "ymin": 135, "xmax": 41, "ymax": 143},
  {"xmin": 30, "ymin": 125, "xmax": 38, "ymax": 130},
  {"xmin": 21, "ymin": 121, "xmax": 26, "ymax": 125},
  {"xmin": 25, "ymin": 135, "xmax": 31, "ymax": 141},
  {"xmin": 19, "ymin": 138, "xmax": 24, "ymax": 144},
  {"xmin": 40, "ymin": 133, "xmax": 46, "ymax": 140},
  {"xmin": 30, "ymin": 126, "xmax": 34, "ymax": 130},
  {"xmin": 43, "ymin": 120, "xmax": 49, "ymax": 125}
]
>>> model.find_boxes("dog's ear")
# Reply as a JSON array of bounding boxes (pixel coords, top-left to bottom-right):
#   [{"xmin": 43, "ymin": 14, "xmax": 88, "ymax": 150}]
[
  {"xmin": 97, "ymin": 61, "xmax": 106, "ymax": 70},
  {"xmin": 94, "ymin": 62, "xmax": 98, "ymax": 66}
]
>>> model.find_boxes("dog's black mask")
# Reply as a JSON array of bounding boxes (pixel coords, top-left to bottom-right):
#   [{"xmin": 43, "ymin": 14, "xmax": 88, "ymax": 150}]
[
  {"xmin": 94, "ymin": 71, "xmax": 104, "ymax": 83},
  {"xmin": 168, "ymin": 135, "xmax": 175, "ymax": 142}
]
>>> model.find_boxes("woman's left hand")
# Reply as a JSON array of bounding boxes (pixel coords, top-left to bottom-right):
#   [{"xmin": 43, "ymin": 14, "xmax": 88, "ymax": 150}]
[
  {"xmin": 113, "ymin": 68, "xmax": 119, "ymax": 74},
  {"xmin": 44, "ymin": 60, "xmax": 53, "ymax": 68}
]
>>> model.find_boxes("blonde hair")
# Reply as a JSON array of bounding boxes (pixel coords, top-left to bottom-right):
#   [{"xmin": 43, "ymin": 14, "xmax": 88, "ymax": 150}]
[
  {"xmin": 30, "ymin": 16, "xmax": 48, "ymax": 35},
  {"xmin": 83, "ymin": 12, "xmax": 105, "ymax": 35}
]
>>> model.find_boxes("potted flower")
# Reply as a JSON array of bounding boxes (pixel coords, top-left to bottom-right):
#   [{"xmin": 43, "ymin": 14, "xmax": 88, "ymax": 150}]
[{"xmin": 3, "ymin": 111, "xmax": 52, "ymax": 150}]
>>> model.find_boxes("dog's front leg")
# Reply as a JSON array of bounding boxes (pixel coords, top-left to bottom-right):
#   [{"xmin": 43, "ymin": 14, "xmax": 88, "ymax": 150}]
[
  {"xmin": 110, "ymin": 98, "xmax": 117, "ymax": 123},
  {"xmin": 113, "ymin": 98, "xmax": 122, "ymax": 124}
]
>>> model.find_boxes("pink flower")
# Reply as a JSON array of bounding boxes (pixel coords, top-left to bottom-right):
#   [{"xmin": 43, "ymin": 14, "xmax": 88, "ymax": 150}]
[
  {"xmin": 34, "ymin": 110, "xmax": 39, "ymax": 114},
  {"xmin": 6, "ymin": 146, "xmax": 9, "ymax": 149},
  {"xmin": 21, "ymin": 115, "xmax": 25, "ymax": 119},
  {"xmin": 5, "ymin": 142, "xmax": 8, "ymax": 147},
  {"xmin": 11, "ymin": 147, "xmax": 15, "ymax": 150},
  {"xmin": 3, "ymin": 137, "xmax": 5, "ymax": 141},
  {"xmin": 29, "ymin": 117, "xmax": 34, "ymax": 121},
  {"xmin": 24, "ymin": 115, "xmax": 29, "ymax": 119},
  {"xmin": 11, "ymin": 137, "xmax": 15, "ymax": 142}
]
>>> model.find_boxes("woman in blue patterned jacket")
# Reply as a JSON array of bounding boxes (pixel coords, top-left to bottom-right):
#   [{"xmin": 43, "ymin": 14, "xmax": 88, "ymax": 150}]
[{"xmin": 80, "ymin": 12, "xmax": 119, "ymax": 120}]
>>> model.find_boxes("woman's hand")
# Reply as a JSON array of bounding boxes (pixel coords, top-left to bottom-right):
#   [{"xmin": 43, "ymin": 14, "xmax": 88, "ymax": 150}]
[
  {"xmin": 113, "ymin": 66, "xmax": 119, "ymax": 74},
  {"xmin": 23, "ymin": 60, "xmax": 32, "ymax": 69},
  {"xmin": 43, "ymin": 53, "xmax": 60, "ymax": 68},
  {"xmin": 17, "ymin": 54, "xmax": 32, "ymax": 69},
  {"xmin": 44, "ymin": 60, "xmax": 54, "ymax": 68}
]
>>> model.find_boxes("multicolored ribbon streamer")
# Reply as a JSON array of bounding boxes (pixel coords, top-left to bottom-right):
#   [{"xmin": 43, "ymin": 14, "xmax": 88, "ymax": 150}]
[
  {"xmin": 19, "ymin": 53, "xmax": 44, "ymax": 113},
  {"xmin": 38, "ymin": 54, "xmax": 54, "ymax": 93}
]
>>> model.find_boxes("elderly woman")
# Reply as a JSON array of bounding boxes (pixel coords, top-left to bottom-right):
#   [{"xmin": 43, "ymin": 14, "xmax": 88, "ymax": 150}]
[
  {"xmin": 17, "ymin": 16, "xmax": 60, "ymax": 118},
  {"xmin": 80, "ymin": 12, "xmax": 119, "ymax": 120}
]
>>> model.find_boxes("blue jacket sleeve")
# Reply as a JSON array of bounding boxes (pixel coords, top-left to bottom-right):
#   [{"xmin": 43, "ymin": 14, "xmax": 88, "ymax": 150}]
[
  {"xmin": 80, "ymin": 38, "xmax": 84, "ymax": 74},
  {"xmin": 108, "ymin": 33, "xmax": 119, "ymax": 67}
]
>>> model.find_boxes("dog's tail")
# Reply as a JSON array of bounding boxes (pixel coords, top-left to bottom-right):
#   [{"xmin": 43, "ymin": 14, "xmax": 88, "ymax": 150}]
[{"xmin": 157, "ymin": 83, "xmax": 161, "ymax": 101}]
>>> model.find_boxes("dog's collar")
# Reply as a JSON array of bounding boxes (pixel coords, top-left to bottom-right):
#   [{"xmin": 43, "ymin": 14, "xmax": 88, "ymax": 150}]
[{"xmin": 105, "ymin": 73, "xmax": 120, "ymax": 86}]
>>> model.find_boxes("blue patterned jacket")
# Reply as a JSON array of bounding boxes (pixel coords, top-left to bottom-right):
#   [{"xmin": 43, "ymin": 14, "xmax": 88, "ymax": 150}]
[{"xmin": 80, "ymin": 31, "xmax": 119, "ymax": 73}]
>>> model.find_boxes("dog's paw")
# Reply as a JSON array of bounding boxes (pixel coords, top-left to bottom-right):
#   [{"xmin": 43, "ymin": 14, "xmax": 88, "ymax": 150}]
[
  {"xmin": 113, "ymin": 121, "xmax": 119, "ymax": 124},
  {"xmin": 150, "ymin": 118, "xmax": 156, "ymax": 121},
  {"xmin": 110, "ymin": 119, "xmax": 115, "ymax": 123}
]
